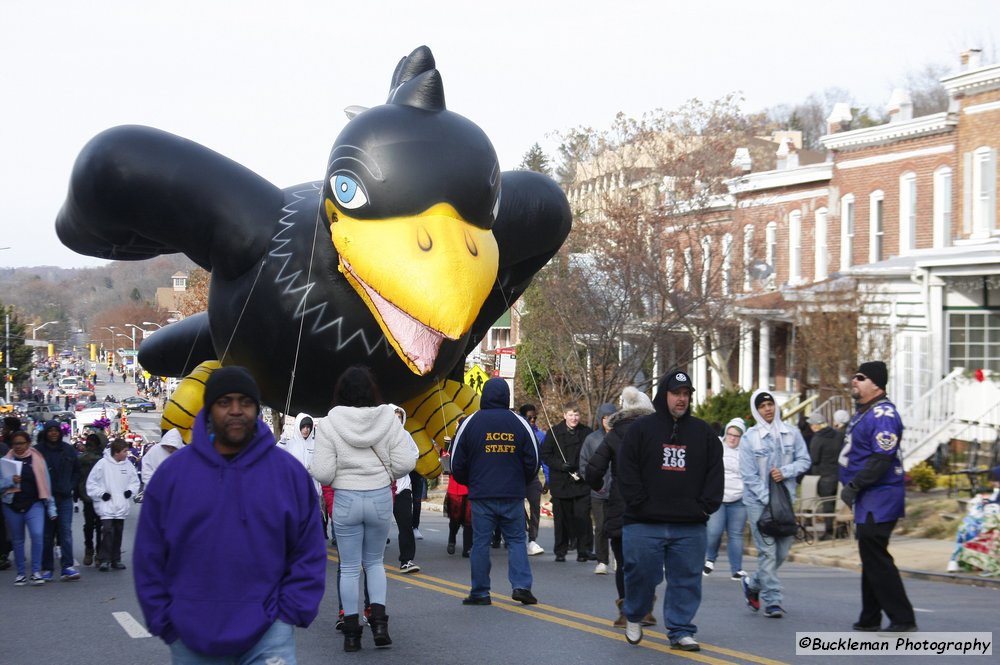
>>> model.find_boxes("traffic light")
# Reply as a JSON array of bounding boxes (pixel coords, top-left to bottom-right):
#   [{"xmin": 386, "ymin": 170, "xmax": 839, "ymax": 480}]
[{"xmin": 0, "ymin": 351, "xmax": 4, "ymax": 364}]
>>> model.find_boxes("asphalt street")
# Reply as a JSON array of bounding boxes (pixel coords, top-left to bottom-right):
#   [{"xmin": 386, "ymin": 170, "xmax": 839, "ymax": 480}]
[
  {"xmin": 3, "ymin": 378, "xmax": 996, "ymax": 664},
  {"xmin": 2, "ymin": 491, "xmax": 998, "ymax": 665}
]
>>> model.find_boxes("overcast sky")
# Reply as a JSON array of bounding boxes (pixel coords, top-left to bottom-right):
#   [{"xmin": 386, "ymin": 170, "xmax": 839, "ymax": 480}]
[{"xmin": 2, "ymin": 0, "xmax": 997, "ymax": 269}]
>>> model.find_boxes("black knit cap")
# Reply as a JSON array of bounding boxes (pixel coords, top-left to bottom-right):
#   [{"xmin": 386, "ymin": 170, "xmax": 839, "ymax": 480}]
[
  {"xmin": 857, "ymin": 361, "xmax": 888, "ymax": 391},
  {"xmin": 203, "ymin": 366, "xmax": 261, "ymax": 409},
  {"xmin": 754, "ymin": 392, "xmax": 775, "ymax": 408}
]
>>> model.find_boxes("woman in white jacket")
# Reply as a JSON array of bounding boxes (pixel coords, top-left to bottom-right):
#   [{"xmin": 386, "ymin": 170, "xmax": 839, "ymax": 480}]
[
  {"xmin": 311, "ymin": 366, "xmax": 417, "ymax": 652},
  {"xmin": 704, "ymin": 418, "xmax": 748, "ymax": 579},
  {"xmin": 86, "ymin": 438, "xmax": 140, "ymax": 572}
]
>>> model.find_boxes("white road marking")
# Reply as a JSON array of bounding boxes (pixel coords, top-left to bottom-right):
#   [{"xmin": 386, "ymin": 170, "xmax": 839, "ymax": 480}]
[
  {"xmin": 113, "ymin": 611, "xmax": 152, "ymax": 638},
  {"xmin": 914, "ymin": 608, "xmax": 935, "ymax": 613}
]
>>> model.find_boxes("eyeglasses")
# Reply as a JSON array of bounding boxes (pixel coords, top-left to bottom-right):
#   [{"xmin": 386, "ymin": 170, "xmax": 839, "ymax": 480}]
[{"xmin": 852, "ymin": 374, "xmax": 868, "ymax": 382}]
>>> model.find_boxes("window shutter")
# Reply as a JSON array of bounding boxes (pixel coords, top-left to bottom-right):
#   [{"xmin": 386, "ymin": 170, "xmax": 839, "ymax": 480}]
[{"xmin": 963, "ymin": 151, "xmax": 973, "ymax": 234}]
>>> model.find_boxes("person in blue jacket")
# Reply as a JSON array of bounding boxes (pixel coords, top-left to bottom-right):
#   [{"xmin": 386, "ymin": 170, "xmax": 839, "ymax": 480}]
[
  {"xmin": 839, "ymin": 360, "xmax": 916, "ymax": 633},
  {"xmin": 133, "ymin": 366, "xmax": 327, "ymax": 663},
  {"xmin": 451, "ymin": 378, "xmax": 540, "ymax": 606}
]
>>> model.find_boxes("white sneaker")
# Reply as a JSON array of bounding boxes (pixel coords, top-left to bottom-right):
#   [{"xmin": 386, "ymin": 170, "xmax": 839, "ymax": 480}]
[
  {"xmin": 946, "ymin": 559, "xmax": 959, "ymax": 573},
  {"xmin": 594, "ymin": 562, "xmax": 608, "ymax": 575},
  {"xmin": 412, "ymin": 528, "xmax": 423, "ymax": 540},
  {"xmin": 625, "ymin": 620, "xmax": 643, "ymax": 645},
  {"xmin": 731, "ymin": 570, "xmax": 747, "ymax": 580},
  {"xmin": 527, "ymin": 541, "xmax": 544, "ymax": 556},
  {"xmin": 703, "ymin": 560, "xmax": 714, "ymax": 576},
  {"xmin": 400, "ymin": 561, "xmax": 420, "ymax": 574},
  {"xmin": 671, "ymin": 636, "xmax": 700, "ymax": 651}
]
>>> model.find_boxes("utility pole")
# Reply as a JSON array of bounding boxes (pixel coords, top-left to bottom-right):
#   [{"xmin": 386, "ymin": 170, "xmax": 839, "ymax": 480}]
[{"xmin": 4, "ymin": 312, "xmax": 11, "ymax": 403}]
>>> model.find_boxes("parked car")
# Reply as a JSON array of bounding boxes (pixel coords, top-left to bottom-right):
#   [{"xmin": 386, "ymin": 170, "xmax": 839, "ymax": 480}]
[{"xmin": 122, "ymin": 396, "xmax": 156, "ymax": 413}]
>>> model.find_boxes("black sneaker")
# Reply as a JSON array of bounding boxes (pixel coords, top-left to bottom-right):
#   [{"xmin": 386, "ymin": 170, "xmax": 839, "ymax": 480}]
[
  {"xmin": 462, "ymin": 595, "xmax": 491, "ymax": 606},
  {"xmin": 763, "ymin": 605, "xmax": 785, "ymax": 618},
  {"xmin": 555, "ymin": 554, "xmax": 566, "ymax": 562},
  {"xmin": 882, "ymin": 623, "xmax": 917, "ymax": 633},
  {"xmin": 852, "ymin": 622, "xmax": 881, "ymax": 632},
  {"xmin": 447, "ymin": 542, "xmax": 456, "ymax": 555},
  {"xmin": 512, "ymin": 588, "xmax": 537, "ymax": 605}
]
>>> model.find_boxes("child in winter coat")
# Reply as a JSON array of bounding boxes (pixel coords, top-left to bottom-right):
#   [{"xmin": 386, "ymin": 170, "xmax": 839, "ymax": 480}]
[{"xmin": 86, "ymin": 438, "xmax": 140, "ymax": 571}]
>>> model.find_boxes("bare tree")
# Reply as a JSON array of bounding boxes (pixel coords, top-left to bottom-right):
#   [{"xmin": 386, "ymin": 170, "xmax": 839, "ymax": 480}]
[{"xmin": 519, "ymin": 96, "xmax": 769, "ymax": 421}]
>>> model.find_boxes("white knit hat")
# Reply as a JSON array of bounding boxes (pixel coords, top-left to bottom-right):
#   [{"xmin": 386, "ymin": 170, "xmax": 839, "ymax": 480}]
[{"xmin": 620, "ymin": 386, "xmax": 653, "ymax": 411}]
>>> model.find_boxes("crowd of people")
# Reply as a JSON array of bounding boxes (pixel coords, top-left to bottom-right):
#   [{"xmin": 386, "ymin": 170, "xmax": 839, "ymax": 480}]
[{"xmin": 1, "ymin": 358, "xmax": 986, "ymax": 662}]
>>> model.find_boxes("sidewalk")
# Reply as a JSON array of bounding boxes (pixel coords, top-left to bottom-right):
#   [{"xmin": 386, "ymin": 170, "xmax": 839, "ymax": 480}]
[
  {"xmin": 784, "ymin": 534, "xmax": 1000, "ymax": 588},
  {"xmin": 424, "ymin": 485, "xmax": 1000, "ymax": 588}
]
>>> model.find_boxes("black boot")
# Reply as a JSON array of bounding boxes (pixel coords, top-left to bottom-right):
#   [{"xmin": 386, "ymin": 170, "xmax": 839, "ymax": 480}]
[
  {"xmin": 343, "ymin": 614, "xmax": 362, "ymax": 652},
  {"xmin": 369, "ymin": 603, "xmax": 392, "ymax": 647}
]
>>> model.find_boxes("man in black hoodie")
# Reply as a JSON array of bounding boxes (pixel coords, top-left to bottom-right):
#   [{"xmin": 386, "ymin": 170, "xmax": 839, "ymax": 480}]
[
  {"xmin": 35, "ymin": 420, "xmax": 81, "ymax": 580},
  {"xmin": 616, "ymin": 370, "xmax": 723, "ymax": 653}
]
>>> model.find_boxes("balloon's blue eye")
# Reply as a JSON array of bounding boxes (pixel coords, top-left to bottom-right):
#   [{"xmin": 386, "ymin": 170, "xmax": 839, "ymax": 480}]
[{"xmin": 332, "ymin": 174, "xmax": 368, "ymax": 210}]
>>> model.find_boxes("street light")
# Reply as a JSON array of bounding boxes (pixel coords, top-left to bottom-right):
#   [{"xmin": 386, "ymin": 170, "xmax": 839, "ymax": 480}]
[
  {"xmin": 142, "ymin": 321, "xmax": 163, "ymax": 329},
  {"xmin": 126, "ymin": 323, "xmax": 154, "ymax": 341},
  {"xmin": 116, "ymin": 333, "xmax": 135, "ymax": 350},
  {"xmin": 30, "ymin": 320, "xmax": 59, "ymax": 339}
]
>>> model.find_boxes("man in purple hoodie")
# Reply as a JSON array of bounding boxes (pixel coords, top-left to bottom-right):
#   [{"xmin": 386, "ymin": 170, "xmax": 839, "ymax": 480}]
[{"xmin": 134, "ymin": 366, "xmax": 326, "ymax": 664}]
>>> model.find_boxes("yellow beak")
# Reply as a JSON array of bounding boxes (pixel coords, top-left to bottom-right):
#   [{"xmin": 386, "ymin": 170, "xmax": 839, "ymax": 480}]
[{"xmin": 330, "ymin": 203, "xmax": 499, "ymax": 375}]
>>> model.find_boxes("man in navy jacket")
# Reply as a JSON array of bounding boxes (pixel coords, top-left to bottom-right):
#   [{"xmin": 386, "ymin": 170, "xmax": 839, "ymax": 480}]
[{"xmin": 451, "ymin": 378, "xmax": 540, "ymax": 606}]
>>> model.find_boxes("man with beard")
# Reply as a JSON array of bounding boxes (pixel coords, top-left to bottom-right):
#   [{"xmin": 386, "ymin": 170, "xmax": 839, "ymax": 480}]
[
  {"xmin": 840, "ymin": 361, "xmax": 916, "ymax": 632},
  {"xmin": 616, "ymin": 371, "xmax": 724, "ymax": 652},
  {"xmin": 134, "ymin": 366, "xmax": 326, "ymax": 663}
]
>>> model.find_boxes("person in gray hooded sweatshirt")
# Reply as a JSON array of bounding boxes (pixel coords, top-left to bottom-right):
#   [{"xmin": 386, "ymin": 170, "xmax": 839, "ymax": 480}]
[
  {"xmin": 738, "ymin": 390, "xmax": 811, "ymax": 620},
  {"xmin": 579, "ymin": 402, "xmax": 617, "ymax": 575}
]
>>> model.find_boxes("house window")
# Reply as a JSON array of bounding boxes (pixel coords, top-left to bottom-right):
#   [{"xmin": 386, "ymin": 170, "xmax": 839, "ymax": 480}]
[
  {"xmin": 814, "ymin": 207, "xmax": 828, "ymax": 281},
  {"xmin": 665, "ymin": 249, "xmax": 675, "ymax": 290},
  {"xmin": 899, "ymin": 172, "xmax": 917, "ymax": 253},
  {"xmin": 743, "ymin": 225, "xmax": 754, "ymax": 291},
  {"xmin": 700, "ymin": 236, "xmax": 711, "ymax": 295},
  {"xmin": 933, "ymin": 166, "xmax": 952, "ymax": 249},
  {"xmin": 840, "ymin": 195, "xmax": 854, "ymax": 271},
  {"xmin": 948, "ymin": 311, "xmax": 1000, "ymax": 372},
  {"xmin": 722, "ymin": 233, "xmax": 733, "ymax": 296},
  {"xmin": 765, "ymin": 222, "xmax": 777, "ymax": 288},
  {"xmin": 869, "ymin": 190, "xmax": 884, "ymax": 262},
  {"xmin": 683, "ymin": 248, "xmax": 693, "ymax": 291},
  {"xmin": 971, "ymin": 146, "xmax": 997, "ymax": 237},
  {"xmin": 788, "ymin": 211, "xmax": 801, "ymax": 284}
]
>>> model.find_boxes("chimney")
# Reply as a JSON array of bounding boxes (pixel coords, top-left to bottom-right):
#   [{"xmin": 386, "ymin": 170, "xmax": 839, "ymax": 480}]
[
  {"xmin": 731, "ymin": 147, "xmax": 752, "ymax": 173},
  {"xmin": 775, "ymin": 138, "xmax": 798, "ymax": 170},
  {"xmin": 886, "ymin": 88, "xmax": 913, "ymax": 123},
  {"xmin": 961, "ymin": 48, "xmax": 983, "ymax": 70},
  {"xmin": 826, "ymin": 102, "xmax": 853, "ymax": 134}
]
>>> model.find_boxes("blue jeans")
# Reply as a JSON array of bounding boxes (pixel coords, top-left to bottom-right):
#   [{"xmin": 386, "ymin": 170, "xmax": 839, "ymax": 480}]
[
  {"xmin": 169, "ymin": 620, "xmax": 296, "ymax": 665},
  {"xmin": 705, "ymin": 501, "xmax": 747, "ymax": 574},
  {"xmin": 3, "ymin": 502, "xmax": 45, "ymax": 576},
  {"xmin": 745, "ymin": 501, "xmax": 793, "ymax": 608},
  {"xmin": 622, "ymin": 521, "xmax": 706, "ymax": 641},
  {"xmin": 42, "ymin": 495, "xmax": 74, "ymax": 571},
  {"xmin": 333, "ymin": 487, "xmax": 392, "ymax": 615},
  {"xmin": 469, "ymin": 498, "xmax": 532, "ymax": 598}
]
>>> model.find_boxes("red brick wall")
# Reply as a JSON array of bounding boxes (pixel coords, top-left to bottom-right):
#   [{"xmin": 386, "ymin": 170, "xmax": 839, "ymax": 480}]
[
  {"xmin": 829, "ymin": 131, "xmax": 956, "ymax": 264},
  {"xmin": 954, "ymin": 87, "xmax": 1000, "ymax": 235}
]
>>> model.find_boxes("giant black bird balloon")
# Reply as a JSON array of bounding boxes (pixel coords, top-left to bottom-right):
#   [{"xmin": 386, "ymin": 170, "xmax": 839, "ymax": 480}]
[{"xmin": 55, "ymin": 46, "xmax": 571, "ymax": 475}]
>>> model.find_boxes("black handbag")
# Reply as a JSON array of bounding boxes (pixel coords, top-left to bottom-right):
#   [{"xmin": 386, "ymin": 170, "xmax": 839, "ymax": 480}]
[{"xmin": 757, "ymin": 476, "xmax": 798, "ymax": 538}]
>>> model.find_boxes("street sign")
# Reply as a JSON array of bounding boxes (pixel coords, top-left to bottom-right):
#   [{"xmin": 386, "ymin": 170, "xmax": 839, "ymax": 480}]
[
  {"xmin": 464, "ymin": 365, "xmax": 489, "ymax": 394},
  {"xmin": 494, "ymin": 347, "xmax": 517, "ymax": 379}
]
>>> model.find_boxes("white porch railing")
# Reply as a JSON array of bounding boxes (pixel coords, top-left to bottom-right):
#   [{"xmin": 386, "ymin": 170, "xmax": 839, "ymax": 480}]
[{"xmin": 899, "ymin": 368, "xmax": 965, "ymax": 471}]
